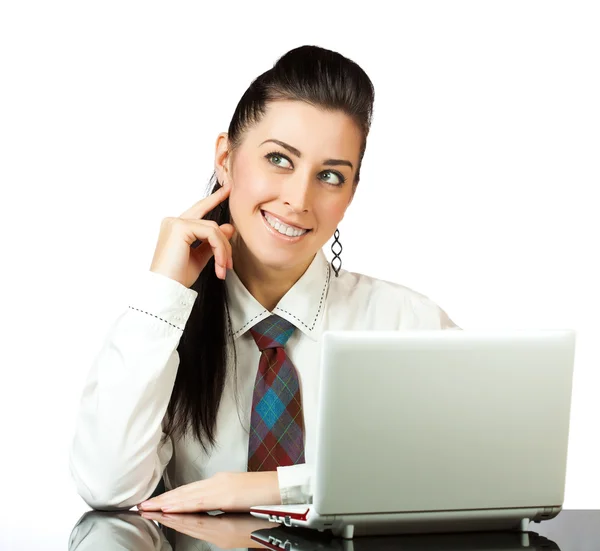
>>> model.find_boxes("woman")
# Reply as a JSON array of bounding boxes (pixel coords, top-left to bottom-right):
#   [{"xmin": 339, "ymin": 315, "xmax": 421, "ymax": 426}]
[{"xmin": 69, "ymin": 45, "xmax": 460, "ymax": 514}]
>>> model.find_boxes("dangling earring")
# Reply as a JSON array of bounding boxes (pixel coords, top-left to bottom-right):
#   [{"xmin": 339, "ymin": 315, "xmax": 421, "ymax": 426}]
[{"xmin": 331, "ymin": 228, "xmax": 342, "ymax": 277}]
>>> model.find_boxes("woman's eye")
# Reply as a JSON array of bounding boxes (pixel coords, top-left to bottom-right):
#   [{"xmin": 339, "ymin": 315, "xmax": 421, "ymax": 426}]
[
  {"xmin": 265, "ymin": 152, "xmax": 346, "ymax": 186},
  {"xmin": 265, "ymin": 152, "xmax": 292, "ymax": 169},
  {"xmin": 320, "ymin": 170, "xmax": 346, "ymax": 186}
]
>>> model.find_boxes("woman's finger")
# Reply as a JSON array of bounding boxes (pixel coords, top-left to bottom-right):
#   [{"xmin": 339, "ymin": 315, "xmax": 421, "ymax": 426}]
[
  {"xmin": 196, "ymin": 223, "xmax": 232, "ymax": 279},
  {"xmin": 179, "ymin": 185, "xmax": 230, "ymax": 220},
  {"xmin": 138, "ymin": 484, "xmax": 189, "ymax": 510},
  {"xmin": 176, "ymin": 219, "xmax": 230, "ymax": 280},
  {"xmin": 139, "ymin": 479, "xmax": 212, "ymax": 511},
  {"xmin": 190, "ymin": 222, "xmax": 234, "ymax": 279}
]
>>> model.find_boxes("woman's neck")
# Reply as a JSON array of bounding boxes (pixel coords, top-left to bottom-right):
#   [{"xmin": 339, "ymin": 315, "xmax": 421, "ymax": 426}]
[{"xmin": 232, "ymin": 239, "xmax": 314, "ymax": 312}]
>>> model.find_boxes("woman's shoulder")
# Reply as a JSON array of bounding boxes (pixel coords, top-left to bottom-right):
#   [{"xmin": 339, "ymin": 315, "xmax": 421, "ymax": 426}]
[
  {"xmin": 331, "ymin": 266, "xmax": 434, "ymax": 305},
  {"xmin": 329, "ymin": 266, "xmax": 459, "ymax": 329}
]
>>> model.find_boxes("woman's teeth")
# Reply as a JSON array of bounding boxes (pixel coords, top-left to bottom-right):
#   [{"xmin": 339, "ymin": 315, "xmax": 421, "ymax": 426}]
[{"xmin": 263, "ymin": 212, "xmax": 309, "ymax": 237}]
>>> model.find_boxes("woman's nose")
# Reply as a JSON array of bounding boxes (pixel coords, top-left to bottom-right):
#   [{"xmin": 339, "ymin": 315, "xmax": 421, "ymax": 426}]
[{"xmin": 281, "ymin": 171, "xmax": 312, "ymax": 213}]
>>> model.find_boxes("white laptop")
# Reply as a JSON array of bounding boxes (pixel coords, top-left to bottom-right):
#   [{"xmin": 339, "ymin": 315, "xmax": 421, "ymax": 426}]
[{"xmin": 250, "ymin": 329, "xmax": 577, "ymax": 538}]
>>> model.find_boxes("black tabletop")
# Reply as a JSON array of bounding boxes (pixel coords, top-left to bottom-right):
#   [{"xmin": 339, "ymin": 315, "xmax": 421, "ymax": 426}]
[{"xmin": 64, "ymin": 509, "xmax": 599, "ymax": 551}]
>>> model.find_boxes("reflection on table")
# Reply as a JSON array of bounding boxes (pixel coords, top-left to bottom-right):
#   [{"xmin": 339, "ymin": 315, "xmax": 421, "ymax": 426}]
[{"xmin": 68, "ymin": 509, "xmax": 600, "ymax": 551}]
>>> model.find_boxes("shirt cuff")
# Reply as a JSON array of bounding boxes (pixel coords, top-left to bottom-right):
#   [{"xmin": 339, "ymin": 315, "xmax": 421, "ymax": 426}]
[
  {"xmin": 277, "ymin": 463, "xmax": 313, "ymax": 505},
  {"xmin": 127, "ymin": 270, "xmax": 198, "ymax": 332}
]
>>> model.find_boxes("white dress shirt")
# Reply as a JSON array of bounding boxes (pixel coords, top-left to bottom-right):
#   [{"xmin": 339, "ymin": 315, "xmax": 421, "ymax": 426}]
[{"xmin": 69, "ymin": 249, "xmax": 461, "ymax": 510}]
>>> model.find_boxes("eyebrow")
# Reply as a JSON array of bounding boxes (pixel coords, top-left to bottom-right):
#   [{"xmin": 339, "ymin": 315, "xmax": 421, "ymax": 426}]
[{"xmin": 260, "ymin": 139, "xmax": 354, "ymax": 170}]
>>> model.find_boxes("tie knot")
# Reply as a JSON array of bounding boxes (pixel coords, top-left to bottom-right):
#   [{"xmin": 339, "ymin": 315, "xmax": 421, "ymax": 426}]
[{"xmin": 249, "ymin": 314, "xmax": 296, "ymax": 351}]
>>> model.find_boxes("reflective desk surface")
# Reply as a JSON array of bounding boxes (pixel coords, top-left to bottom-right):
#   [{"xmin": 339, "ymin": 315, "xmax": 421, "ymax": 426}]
[{"xmin": 62, "ymin": 509, "xmax": 599, "ymax": 551}]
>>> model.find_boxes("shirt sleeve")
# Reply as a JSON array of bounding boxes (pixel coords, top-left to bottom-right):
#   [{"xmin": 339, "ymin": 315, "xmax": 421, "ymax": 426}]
[
  {"xmin": 276, "ymin": 463, "xmax": 313, "ymax": 504},
  {"xmin": 68, "ymin": 270, "xmax": 198, "ymax": 511}
]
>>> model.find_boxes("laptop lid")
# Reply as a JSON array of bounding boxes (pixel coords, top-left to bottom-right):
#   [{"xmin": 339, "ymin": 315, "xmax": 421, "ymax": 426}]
[{"xmin": 312, "ymin": 330, "xmax": 576, "ymax": 516}]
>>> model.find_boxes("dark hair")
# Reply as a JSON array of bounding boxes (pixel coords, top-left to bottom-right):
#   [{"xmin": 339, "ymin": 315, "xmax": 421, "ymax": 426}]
[{"xmin": 161, "ymin": 45, "xmax": 375, "ymax": 452}]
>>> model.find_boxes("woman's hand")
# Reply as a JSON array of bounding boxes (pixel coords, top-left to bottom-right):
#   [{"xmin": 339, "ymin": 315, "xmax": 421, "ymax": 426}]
[
  {"xmin": 149, "ymin": 184, "xmax": 236, "ymax": 287},
  {"xmin": 137, "ymin": 471, "xmax": 281, "ymax": 513},
  {"xmin": 137, "ymin": 511, "xmax": 277, "ymax": 548}
]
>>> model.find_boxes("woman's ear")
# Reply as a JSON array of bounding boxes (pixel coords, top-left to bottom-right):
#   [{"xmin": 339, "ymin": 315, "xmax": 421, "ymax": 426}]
[{"xmin": 214, "ymin": 132, "xmax": 232, "ymax": 189}]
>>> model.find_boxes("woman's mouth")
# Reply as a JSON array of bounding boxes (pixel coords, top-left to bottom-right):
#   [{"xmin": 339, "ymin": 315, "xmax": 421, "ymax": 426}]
[{"xmin": 261, "ymin": 210, "xmax": 311, "ymax": 241}]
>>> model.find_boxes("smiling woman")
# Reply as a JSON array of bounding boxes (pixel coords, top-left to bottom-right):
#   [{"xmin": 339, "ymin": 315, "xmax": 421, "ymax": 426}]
[
  {"xmin": 220, "ymin": 100, "xmax": 362, "ymax": 291},
  {"xmin": 68, "ymin": 44, "xmax": 459, "ymax": 514}
]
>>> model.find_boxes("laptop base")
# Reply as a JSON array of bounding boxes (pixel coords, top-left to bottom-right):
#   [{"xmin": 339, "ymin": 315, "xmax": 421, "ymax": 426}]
[{"xmin": 250, "ymin": 505, "xmax": 562, "ymax": 538}]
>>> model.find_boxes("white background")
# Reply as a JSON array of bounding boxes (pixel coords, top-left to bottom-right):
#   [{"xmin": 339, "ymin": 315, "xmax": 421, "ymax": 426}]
[{"xmin": 0, "ymin": 1, "xmax": 598, "ymax": 548}]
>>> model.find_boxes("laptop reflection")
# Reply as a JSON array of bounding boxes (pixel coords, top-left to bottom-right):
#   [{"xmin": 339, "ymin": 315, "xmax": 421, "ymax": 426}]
[{"xmin": 251, "ymin": 525, "xmax": 560, "ymax": 551}]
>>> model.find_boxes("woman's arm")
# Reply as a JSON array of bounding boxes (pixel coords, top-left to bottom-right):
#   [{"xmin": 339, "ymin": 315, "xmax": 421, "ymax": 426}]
[{"xmin": 68, "ymin": 270, "xmax": 198, "ymax": 510}]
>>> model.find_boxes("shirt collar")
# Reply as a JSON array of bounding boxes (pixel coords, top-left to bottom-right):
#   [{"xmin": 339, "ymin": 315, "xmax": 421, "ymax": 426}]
[{"xmin": 225, "ymin": 249, "xmax": 331, "ymax": 342}]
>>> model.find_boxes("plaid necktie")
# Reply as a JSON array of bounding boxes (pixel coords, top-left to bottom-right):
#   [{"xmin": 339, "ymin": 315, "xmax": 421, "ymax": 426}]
[{"xmin": 247, "ymin": 314, "xmax": 306, "ymax": 471}]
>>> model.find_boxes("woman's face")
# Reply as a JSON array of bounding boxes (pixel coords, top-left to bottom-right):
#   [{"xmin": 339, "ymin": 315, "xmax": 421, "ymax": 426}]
[{"xmin": 218, "ymin": 99, "xmax": 362, "ymax": 273}]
